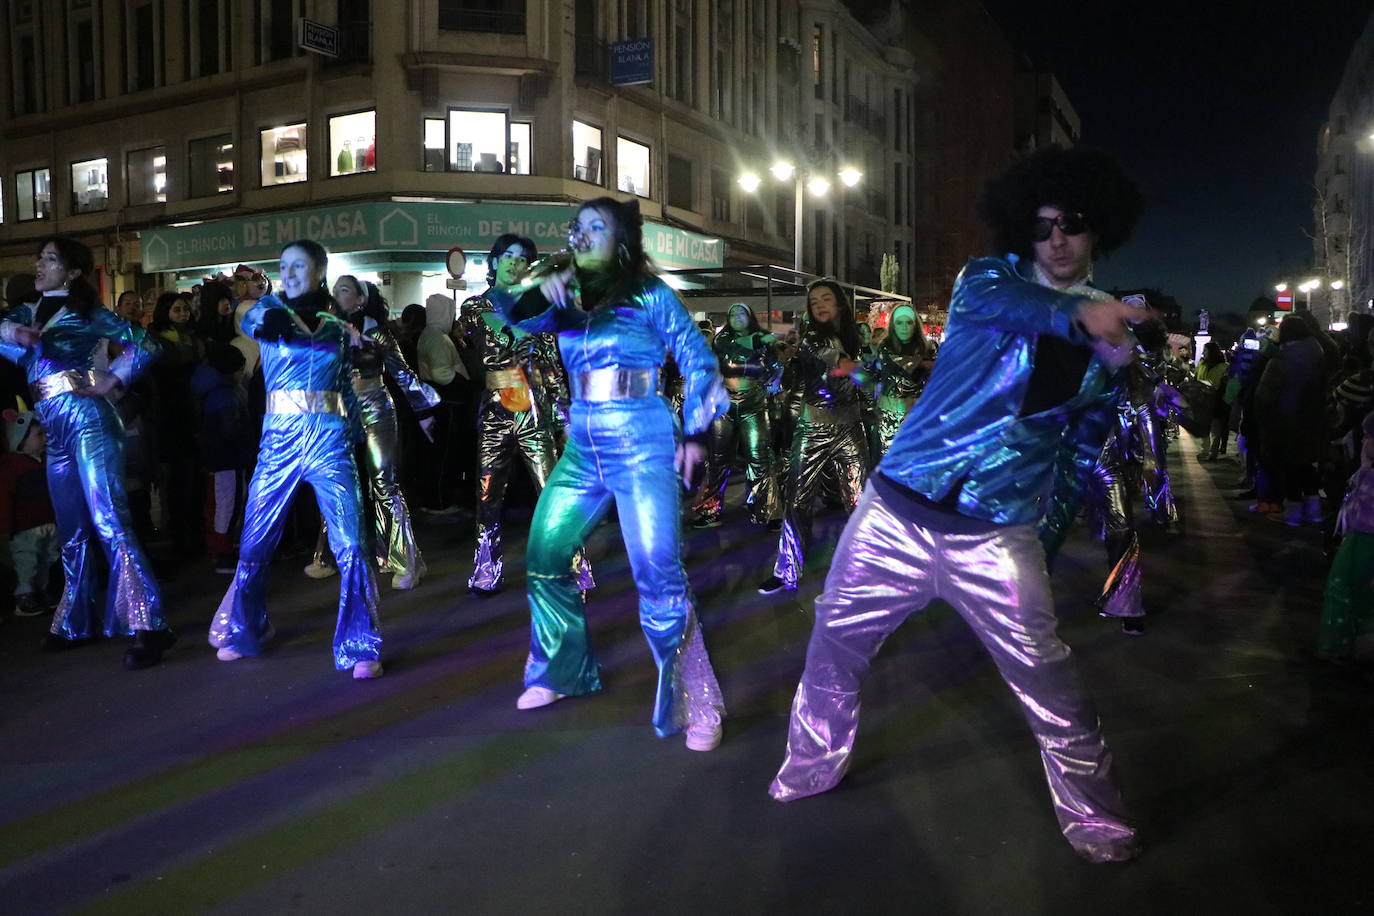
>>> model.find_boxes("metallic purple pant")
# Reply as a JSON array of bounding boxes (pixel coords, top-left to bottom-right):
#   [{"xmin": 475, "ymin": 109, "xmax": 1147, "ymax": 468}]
[{"xmin": 770, "ymin": 484, "xmax": 1137, "ymax": 862}]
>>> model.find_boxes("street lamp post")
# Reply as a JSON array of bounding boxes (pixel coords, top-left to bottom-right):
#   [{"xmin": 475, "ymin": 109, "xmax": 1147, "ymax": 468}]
[{"xmin": 738, "ymin": 161, "xmax": 862, "ymax": 274}]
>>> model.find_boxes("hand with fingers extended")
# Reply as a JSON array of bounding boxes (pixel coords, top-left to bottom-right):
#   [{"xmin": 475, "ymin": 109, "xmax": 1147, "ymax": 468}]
[{"xmin": 1077, "ymin": 298, "xmax": 1153, "ymax": 369}]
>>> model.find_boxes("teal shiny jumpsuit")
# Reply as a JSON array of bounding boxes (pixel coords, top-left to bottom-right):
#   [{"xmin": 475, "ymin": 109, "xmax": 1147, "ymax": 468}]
[{"xmin": 503, "ymin": 276, "xmax": 729, "ymax": 737}]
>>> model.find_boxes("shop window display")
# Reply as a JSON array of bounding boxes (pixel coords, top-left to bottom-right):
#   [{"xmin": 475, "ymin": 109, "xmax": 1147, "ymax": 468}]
[
  {"xmin": 509, "ymin": 122, "xmax": 532, "ymax": 176},
  {"xmin": 128, "ymin": 146, "xmax": 167, "ymax": 205},
  {"xmin": 260, "ymin": 123, "xmax": 307, "ymax": 186},
  {"xmin": 617, "ymin": 136, "xmax": 650, "ymax": 197},
  {"xmin": 448, "ymin": 109, "xmax": 508, "ymax": 172},
  {"xmin": 71, "ymin": 157, "xmax": 109, "ymax": 213},
  {"xmin": 16, "ymin": 168, "xmax": 51, "ymax": 221},
  {"xmin": 572, "ymin": 120, "xmax": 602, "ymax": 184},
  {"xmin": 424, "ymin": 118, "xmax": 445, "ymax": 172},
  {"xmin": 189, "ymin": 135, "xmax": 234, "ymax": 197},
  {"xmin": 329, "ymin": 110, "xmax": 377, "ymax": 177}
]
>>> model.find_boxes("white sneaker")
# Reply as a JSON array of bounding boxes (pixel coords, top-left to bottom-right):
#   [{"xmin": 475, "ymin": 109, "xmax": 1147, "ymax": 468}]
[
  {"xmin": 516, "ymin": 686, "xmax": 566, "ymax": 709},
  {"xmin": 303, "ymin": 560, "xmax": 337, "ymax": 579},
  {"xmin": 352, "ymin": 660, "xmax": 384, "ymax": 679},
  {"xmin": 392, "ymin": 570, "xmax": 420, "ymax": 590},
  {"xmin": 216, "ymin": 646, "xmax": 244, "ymax": 661},
  {"xmin": 685, "ymin": 710, "xmax": 723, "ymax": 752}
]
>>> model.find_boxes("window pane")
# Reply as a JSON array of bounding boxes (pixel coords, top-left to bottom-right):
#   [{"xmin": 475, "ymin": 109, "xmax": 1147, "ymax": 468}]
[
  {"xmin": 329, "ymin": 110, "xmax": 377, "ymax": 176},
  {"xmin": 449, "ymin": 109, "xmax": 508, "ymax": 172},
  {"xmin": 572, "ymin": 120, "xmax": 602, "ymax": 184},
  {"xmin": 189, "ymin": 135, "xmax": 234, "ymax": 196},
  {"xmin": 17, "ymin": 172, "xmax": 35, "ymax": 221},
  {"xmin": 509, "ymin": 122, "xmax": 532, "ymax": 176},
  {"xmin": 667, "ymin": 154, "xmax": 692, "ymax": 210},
  {"xmin": 423, "ymin": 118, "xmax": 445, "ymax": 172},
  {"xmin": 616, "ymin": 137, "xmax": 649, "ymax": 197},
  {"xmin": 261, "ymin": 123, "xmax": 307, "ymax": 186},
  {"xmin": 71, "ymin": 157, "xmax": 109, "ymax": 213},
  {"xmin": 128, "ymin": 146, "xmax": 167, "ymax": 205}
]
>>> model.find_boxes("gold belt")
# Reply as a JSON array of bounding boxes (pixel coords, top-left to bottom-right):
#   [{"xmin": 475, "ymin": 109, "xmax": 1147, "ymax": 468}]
[
  {"xmin": 32, "ymin": 369, "xmax": 96, "ymax": 403},
  {"xmin": 352, "ymin": 373, "xmax": 383, "ymax": 393},
  {"xmin": 571, "ymin": 368, "xmax": 659, "ymax": 401},
  {"xmin": 486, "ymin": 368, "xmax": 526, "ymax": 390},
  {"xmin": 266, "ymin": 389, "xmax": 347, "ymax": 417}
]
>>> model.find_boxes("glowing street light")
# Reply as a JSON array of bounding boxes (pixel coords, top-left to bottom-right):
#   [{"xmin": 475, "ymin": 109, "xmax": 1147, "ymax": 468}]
[
  {"xmin": 738, "ymin": 160, "xmax": 865, "ymax": 272},
  {"xmin": 737, "ymin": 172, "xmax": 762, "ymax": 193},
  {"xmin": 770, "ymin": 161, "xmax": 796, "ymax": 182},
  {"xmin": 1331, "ymin": 279, "xmax": 1345, "ymax": 290},
  {"xmin": 1274, "ymin": 282, "xmax": 1288, "ymax": 293},
  {"xmin": 807, "ymin": 176, "xmax": 831, "ymax": 197},
  {"xmin": 838, "ymin": 167, "xmax": 863, "ymax": 187}
]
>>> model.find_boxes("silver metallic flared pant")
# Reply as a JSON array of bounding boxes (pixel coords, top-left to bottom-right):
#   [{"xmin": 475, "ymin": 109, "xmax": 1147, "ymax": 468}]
[{"xmin": 770, "ymin": 484, "xmax": 1135, "ymax": 860}]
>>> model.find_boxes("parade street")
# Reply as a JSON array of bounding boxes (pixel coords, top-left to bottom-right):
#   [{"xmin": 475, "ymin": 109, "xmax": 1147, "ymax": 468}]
[{"xmin": 2, "ymin": 432, "xmax": 1369, "ymax": 915}]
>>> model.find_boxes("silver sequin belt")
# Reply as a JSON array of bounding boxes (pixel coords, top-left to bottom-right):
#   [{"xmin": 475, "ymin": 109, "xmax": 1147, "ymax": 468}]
[
  {"xmin": 570, "ymin": 368, "xmax": 659, "ymax": 401},
  {"xmin": 485, "ymin": 368, "xmax": 527, "ymax": 390},
  {"xmin": 31, "ymin": 369, "xmax": 96, "ymax": 403},
  {"xmin": 266, "ymin": 389, "xmax": 347, "ymax": 417}
]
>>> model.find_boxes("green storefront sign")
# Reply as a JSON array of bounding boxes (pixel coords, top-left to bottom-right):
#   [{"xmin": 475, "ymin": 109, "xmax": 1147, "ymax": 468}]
[{"xmin": 140, "ymin": 200, "xmax": 724, "ymax": 272}]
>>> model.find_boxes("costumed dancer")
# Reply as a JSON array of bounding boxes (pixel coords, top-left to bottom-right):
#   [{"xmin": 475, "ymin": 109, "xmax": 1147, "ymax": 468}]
[
  {"xmin": 458, "ymin": 234, "xmax": 593, "ymax": 595},
  {"xmin": 1129, "ymin": 318, "xmax": 1181, "ymax": 529},
  {"xmin": 871, "ymin": 303, "xmax": 935, "ymax": 459},
  {"xmin": 769, "ymin": 147, "xmax": 1145, "ymax": 863},
  {"xmin": 0, "ymin": 237, "xmax": 175, "ymax": 669},
  {"xmin": 501, "ymin": 196, "xmax": 729, "ymax": 751},
  {"xmin": 302, "ymin": 276, "xmax": 439, "ymax": 588},
  {"xmin": 690, "ymin": 302, "xmax": 783, "ymax": 528},
  {"xmin": 757, "ymin": 280, "xmax": 868, "ymax": 595},
  {"xmin": 209, "ymin": 240, "xmax": 384, "ymax": 679}
]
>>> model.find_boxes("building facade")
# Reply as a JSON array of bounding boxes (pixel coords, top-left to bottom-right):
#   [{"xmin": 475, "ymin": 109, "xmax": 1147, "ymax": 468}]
[{"xmin": 0, "ymin": 0, "xmax": 917, "ymax": 307}]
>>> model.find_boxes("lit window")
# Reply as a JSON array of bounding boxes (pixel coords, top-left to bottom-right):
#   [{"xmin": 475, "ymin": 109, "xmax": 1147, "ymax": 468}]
[
  {"xmin": 189, "ymin": 135, "xmax": 234, "ymax": 197},
  {"xmin": 15, "ymin": 169, "xmax": 51, "ymax": 221},
  {"xmin": 448, "ymin": 109, "xmax": 509, "ymax": 172},
  {"xmin": 423, "ymin": 118, "xmax": 445, "ymax": 172},
  {"xmin": 261, "ymin": 123, "xmax": 307, "ymax": 186},
  {"xmin": 573, "ymin": 121, "xmax": 603, "ymax": 184},
  {"xmin": 71, "ymin": 157, "xmax": 109, "ymax": 213},
  {"xmin": 329, "ymin": 110, "xmax": 377, "ymax": 177},
  {"xmin": 616, "ymin": 137, "xmax": 650, "ymax": 197},
  {"xmin": 509, "ymin": 122, "xmax": 532, "ymax": 176},
  {"xmin": 128, "ymin": 146, "xmax": 167, "ymax": 204}
]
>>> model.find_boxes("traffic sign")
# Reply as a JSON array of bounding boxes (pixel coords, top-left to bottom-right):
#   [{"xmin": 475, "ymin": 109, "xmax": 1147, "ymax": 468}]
[
  {"xmin": 1275, "ymin": 291, "xmax": 1293, "ymax": 310},
  {"xmin": 446, "ymin": 247, "xmax": 467, "ymax": 279}
]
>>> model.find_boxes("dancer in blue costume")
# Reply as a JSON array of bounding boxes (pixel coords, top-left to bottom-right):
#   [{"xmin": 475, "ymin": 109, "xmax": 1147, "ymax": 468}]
[
  {"xmin": 208, "ymin": 239, "xmax": 384, "ymax": 678},
  {"xmin": 770, "ymin": 147, "xmax": 1146, "ymax": 863},
  {"xmin": 501, "ymin": 197, "xmax": 729, "ymax": 751},
  {"xmin": 0, "ymin": 237, "xmax": 174, "ymax": 669}
]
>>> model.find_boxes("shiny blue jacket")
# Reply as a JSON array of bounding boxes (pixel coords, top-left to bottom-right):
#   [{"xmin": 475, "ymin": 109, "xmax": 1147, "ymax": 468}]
[
  {"xmin": 0, "ymin": 295, "xmax": 159, "ymax": 387},
  {"xmin": 877, "ymin": 256, "xmax": 1124, "ymax": 525},
  {"xmin": 245, "ymin": 293, "xmax": 364, "ymax": 438},
  {"xmin": 504, "ymin": 276, "xmax": 726, "ymax": 435}
]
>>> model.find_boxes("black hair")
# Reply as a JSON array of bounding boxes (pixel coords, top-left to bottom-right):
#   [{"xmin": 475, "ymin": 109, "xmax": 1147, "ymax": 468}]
[
  {"xmin": 399, "ymin": 303, "xmax": 427, "ymax": 337},
  {"xmin": 572, "ymin": 196, "xmax": 657, "ymax": 308},
  {"xmin": 802, "ymin": 278, "xmax": 862, "ymax": 359},
  {"xmin": 1201, "ymin": 340, "xmax": 1224, "ymax": 367},
  {"xmin": 197, "ymin": 280, "xmax": 236, "ymax": 340},
  {"xmin": 280, "ymin": 239, "xmax": 329, "ymax": 295},
  {"xmin": 34, "ymin": 236, "xmax": 99, "ymax": 319},
  {"xmin": 1278, "ymin": 313, "xmax": 1310, "ymax": 344},
  {"xmin": 976, "ymin": 146, "xmax": 1143, "ymax": 262},
  {"xmin": 150, "ymin": 291, "xmax": 191, "ymax": 332},
  {"xmin": 485, "ymin": 234, "xmax": 539, "ymax": 285}
]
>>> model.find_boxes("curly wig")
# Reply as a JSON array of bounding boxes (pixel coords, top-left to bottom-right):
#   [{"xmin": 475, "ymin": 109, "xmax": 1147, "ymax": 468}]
[{"xmin": 976, "ymin": 146, "xmax": 1143, "ymax": 261}]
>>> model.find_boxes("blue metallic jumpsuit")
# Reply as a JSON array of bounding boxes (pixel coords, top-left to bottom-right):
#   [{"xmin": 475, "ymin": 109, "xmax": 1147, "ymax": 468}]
[
  {"xmin": 0, "ymin": 294, "xmax": 165, "ymax": 638},
  {"xmin": 504, "ymin": 276, "xmax": 728, "ymax": 737},
  {"xmin": 209, "ymin": 292, "xmax": 381, "ymax": 670},
  {"xmin": 769, "ymin": 255, "xmax": 1138, "ymax": 863}
]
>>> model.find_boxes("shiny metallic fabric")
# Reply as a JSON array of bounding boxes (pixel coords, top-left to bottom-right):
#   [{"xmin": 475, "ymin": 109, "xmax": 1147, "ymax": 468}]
[
  {"xmin": 694, "ymin": 329, "xmax": 782, "ymax": 526},
  {"xmin": 510, "ymin": 277, "xmax": 727, "ymax": 736},
  {"xmin": 210, "ymin": 296, "xmax": 381, "ymax": 669},
  {"xmin": 872, "ymin": 348, "xmax": 930, "ymax": 459},
  {"xmin": 265, "ymin": 389, "xmax": 347, "ymax": 417},
  {"xmin": 772, "ymin": 414, "xmax": 867, "ymax": 587},
  {"xmin": 0, "ymin": 299, "xmax": 165, "ymax": 637},
  {"xmin": 571, "ymin": 367, "xmax": 659, "ymax": 401},
  {"xmin": 770, "ymin": 485, "xmax": 1137, "ymax": 861},
  {"xmin": 460, "ymin": 291, "xmax": 594, "ymax": 593}
]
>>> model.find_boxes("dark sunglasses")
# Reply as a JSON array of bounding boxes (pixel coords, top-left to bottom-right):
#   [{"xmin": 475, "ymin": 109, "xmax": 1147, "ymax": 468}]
[{"xmin": 1031, "ymin": 212, "xmax": 1089, "ymax": 242}]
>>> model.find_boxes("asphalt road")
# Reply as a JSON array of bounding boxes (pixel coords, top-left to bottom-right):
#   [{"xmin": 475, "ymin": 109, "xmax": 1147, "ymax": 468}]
[{"xmin": 2, "ymin": 432, "xmax": 1369, "ymax": 915}]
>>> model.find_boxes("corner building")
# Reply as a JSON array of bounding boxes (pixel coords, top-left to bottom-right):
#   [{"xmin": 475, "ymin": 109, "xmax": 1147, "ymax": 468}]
[{"xmin": 0, "ymin": 1, "xmax": 917, "ymax": 305}]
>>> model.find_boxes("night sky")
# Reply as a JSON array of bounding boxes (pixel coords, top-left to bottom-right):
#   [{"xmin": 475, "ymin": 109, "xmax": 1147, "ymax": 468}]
[{"xmin": 978, "ymin": 0, "xmax": 1373, "ymax": 318}]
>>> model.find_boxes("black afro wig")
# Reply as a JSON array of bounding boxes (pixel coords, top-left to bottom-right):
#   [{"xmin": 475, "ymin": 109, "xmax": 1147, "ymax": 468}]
[{"xmin": 976, "ymin": 146, "xmax": 1143, "ymax": 262}]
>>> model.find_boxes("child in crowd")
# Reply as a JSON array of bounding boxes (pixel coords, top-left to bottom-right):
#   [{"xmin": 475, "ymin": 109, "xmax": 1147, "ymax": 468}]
[
  {"xmin": 0, "ymin": 405, "xmax": 58, "ymax": 617},
  {"xmin": 1319, "ymin": 412, "xmax": 1374, "ymax": 661}
]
